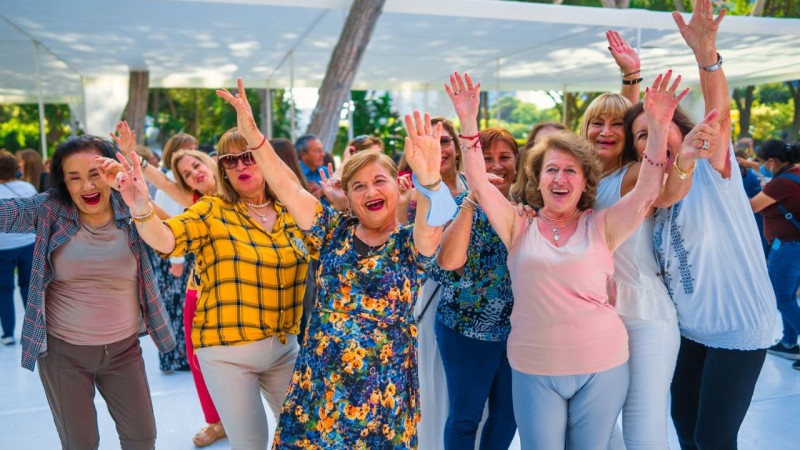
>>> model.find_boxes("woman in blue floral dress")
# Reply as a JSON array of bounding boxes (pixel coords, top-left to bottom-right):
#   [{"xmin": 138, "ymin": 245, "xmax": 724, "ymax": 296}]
[{"xmin": 217, "ymin": 78, "xmax": 456, "ymax": 449}]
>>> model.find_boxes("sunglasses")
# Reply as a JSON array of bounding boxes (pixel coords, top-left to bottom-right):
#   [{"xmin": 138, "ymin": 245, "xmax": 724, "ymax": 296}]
[
  {"xmin": 218, "ymin": 150, "xmax": 256, "ymax": 169},
  {"xmin": 440, "ymin": 137, "xmax": 454, "ymax": 146},
  {"xmin": 352, "ymin": 134, "xmax": 370, "ymax": 144}
]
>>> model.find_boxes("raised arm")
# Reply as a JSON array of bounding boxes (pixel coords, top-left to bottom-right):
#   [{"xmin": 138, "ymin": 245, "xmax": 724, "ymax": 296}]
[
  {"xmin": 437, "ymin": 193, "xmax": 475, "ymax": 272},
  {"xmin": 446, "ymin": 72, "xmax": 518, "ymax": 248},
  {"xmin": 607, "ymin": 30, "xmax": 642, "ymax": 105},
  {"xmin": 605, "ymin": 73, "xmax": 688, "ymax": 252},
  {"xmin": 110, "ymin": 121, "xmax": 194, "ymax": 207},
  {"xmin": 673, "ymin": 0, "xmax": 730, "ymax": 177},
  {"xmin": 217, "ymin": 79, "xmax": 318, "ymax": 230},
  {"xmin": 404, "ymin": 112, "xmax": 448, "ymax": 258}
]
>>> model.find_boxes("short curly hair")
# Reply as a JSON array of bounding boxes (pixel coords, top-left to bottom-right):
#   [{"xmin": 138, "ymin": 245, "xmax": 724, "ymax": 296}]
[{"xmin": 524, "ymin": 130, "xmax": 601, "ymax": 211}]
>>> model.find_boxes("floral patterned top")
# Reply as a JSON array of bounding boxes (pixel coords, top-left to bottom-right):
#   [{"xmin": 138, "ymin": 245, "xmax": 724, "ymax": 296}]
[
  {"xmin": 273, "ymin": 203, "xmax": 434, "ymax": 450},
  {"xmin": 430, "ymin": 193, "xmax": 513, "ymax": 342}
]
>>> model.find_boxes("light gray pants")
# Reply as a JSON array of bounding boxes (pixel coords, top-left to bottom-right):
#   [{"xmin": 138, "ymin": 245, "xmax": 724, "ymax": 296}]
[
  {"xmin": 512, "ymin": 362, "xmax": 629, "ymax": 450},
  {"xmin": 196, "ymin": 335, "xmax": 299, "ymax": 450}
]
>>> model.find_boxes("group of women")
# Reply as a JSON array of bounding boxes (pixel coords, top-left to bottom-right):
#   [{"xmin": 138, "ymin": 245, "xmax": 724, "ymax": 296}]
[{"xmin": 0, "ymin": 1, "xmax": 790, "ymax": 449}]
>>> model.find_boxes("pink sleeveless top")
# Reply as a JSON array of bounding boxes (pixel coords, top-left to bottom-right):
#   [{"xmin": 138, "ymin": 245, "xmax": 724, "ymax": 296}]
[{"xmin": 507, "ymin": 210, "xmax": 628, "ymax": 376}]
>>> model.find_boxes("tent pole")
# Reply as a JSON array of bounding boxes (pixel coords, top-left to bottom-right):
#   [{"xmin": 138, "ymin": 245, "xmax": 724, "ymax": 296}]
[
  {"xmin": 636, "ymin": 28, "xmax": 642, "ymax": 54},
  {"xmin": 496, "ymin": 58, "xmax": 501, "ymax": 123},
  {"xmin": 34, "ymin": 41, "xmax": 48, "ymax": 160},
  {"xmin": 562, "ymin": 85, "xmax": 568, "ymax": 126},
  {"xmin": 290, "ymin": 51, "xmax": 296, "ymax": 143}
]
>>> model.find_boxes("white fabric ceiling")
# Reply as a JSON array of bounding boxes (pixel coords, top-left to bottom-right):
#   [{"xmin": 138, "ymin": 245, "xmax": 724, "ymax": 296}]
[{"xmin": 1, "ymin": 0, "xmax": 800, "ymax": 104}]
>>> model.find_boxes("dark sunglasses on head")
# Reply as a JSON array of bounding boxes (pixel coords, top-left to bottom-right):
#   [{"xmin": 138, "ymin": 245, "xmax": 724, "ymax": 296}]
[
  {"xmin": 440, "ymin": 137, "xmax": 454, "ymax": 146},
  {"xmin": 218, "ymin": 150, "xmax": 256, "ymax": 169}
]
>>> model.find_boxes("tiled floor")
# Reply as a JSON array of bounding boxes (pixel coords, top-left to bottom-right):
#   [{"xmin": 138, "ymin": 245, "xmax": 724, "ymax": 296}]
[{"xmin": 2, "ymin": 286, "xmax": 799, "ymax": 449}]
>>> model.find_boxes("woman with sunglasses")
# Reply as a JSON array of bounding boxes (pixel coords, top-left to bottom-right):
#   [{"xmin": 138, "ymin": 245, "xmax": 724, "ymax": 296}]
[{"xmin": 103, "ymin": 124, "xmax": 316, "ymax": 449}]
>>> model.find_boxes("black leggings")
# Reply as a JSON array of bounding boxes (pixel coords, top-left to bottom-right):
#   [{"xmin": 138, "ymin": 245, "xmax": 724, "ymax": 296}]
[{"xmin": 670, "ymin": 337, "xmax": 766, "ymax": 450}]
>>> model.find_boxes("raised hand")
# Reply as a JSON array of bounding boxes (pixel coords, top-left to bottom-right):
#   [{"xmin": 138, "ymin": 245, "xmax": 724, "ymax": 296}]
[
  {"xmin": 672, "ymin": 0, "xmax": 726, "ymax": 65},
  {"xmin": 397, "ymin": 174, "xmax": 415, "ymax": 205},
  {"xmin": 216, "ymin": 78, "xmax": 263, "ymax": 147},
  {"xmin": 403, "ymin": 111, "xmax": 442, "ymax": 186},
  {"xmin": 96, "ymin": 151, "xmax": 151, "ymax": 214},
  {"xmin": 445, "ymin": 72, "xmax": 480, "ymax": 124},
  {"xmin": 678, "ymin": 109, "xmax": 720, "ymax": 162},
  {"xmin": 606, "ymin": 30, "xmax": 640, "ymax": 75},
  {"xmin": 643, "ymin": 70, "xmax": 689, "ymax": 126},
  {"xmin": 109, "ymin": 121, "xmax": 137, "ymax": 154}
]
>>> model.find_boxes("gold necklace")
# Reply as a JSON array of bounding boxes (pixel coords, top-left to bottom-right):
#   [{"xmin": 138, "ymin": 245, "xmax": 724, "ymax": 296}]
[
  {"xmin": 244, "ymin": 200, "xmax": 272, "ymax": 223},
  {"xmin": 539, "ymin": 209, "xmax": 581, "ymax": 242}
]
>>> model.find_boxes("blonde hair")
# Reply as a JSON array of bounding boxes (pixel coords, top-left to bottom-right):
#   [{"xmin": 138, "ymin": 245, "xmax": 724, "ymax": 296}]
[
  {"xmin": 215, "ymin": 128, "xmax": 272, "ymax": 204},
  {"xmin": 579, "ymin": 93, "xmax": 632, "ymax": 141},
  {"xmin": 341, "ymin": 150, "xmax": 398, "ymax": 194},
  {"xmin": 162, "ymin": 133, "xmax": 198, "ymax": 171},
  {"xmin": 16, "ymin": 148, "xmax": 46, "ymax": 192},
  {"xmin": 524, "ymin": 130, "xmax": 601, "ymax": 211},
  {"xmin": 171, "ymin": 149, "xmax": 219, "ymax": 196}
]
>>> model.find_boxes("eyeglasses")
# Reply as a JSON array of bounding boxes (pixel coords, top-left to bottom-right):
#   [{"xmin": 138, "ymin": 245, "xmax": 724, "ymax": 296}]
[
  {"xmin": 352, "ymin": 134, "xmax": 370, "ymax": 144},
  {"xmin": 218, "ymin": 150, "xmax": 256, "ymax": 169},
  {"xmin": 440, "ymin": 137, "xmax": 454, "ymax": 146}
]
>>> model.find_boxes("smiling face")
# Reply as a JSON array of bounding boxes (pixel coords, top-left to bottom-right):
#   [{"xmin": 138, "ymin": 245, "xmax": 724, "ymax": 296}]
[
  {"xmin": 345, "ymin": 161, "xmax": 399, "ymax": 230},
  {"xmin": 483, "ymin": 141, "xmax": 517, "ymax": 197},
  {"xmin": 439, "ymin": 134, "xmax": 457, "ymax": 178},
  {"xmin": 63, "ymin": 150, "xmax": 112, "ymax": 218},
  {"xmin": 631, "ymin": 113, "xmax": 684, "ymax": 164},
  {"xmin": 539, "ymin": 149, "xmax": 587, "ymax": 215},
  {"xmin": 176, "ymin": 155, "xmax": 216, "ymax": 195},
  {"xmin": 300, "ymin": 138, "xmax": 325, "ymax": 171},
  {"xmin": 587, "ymin": 114, "xmax": 626, "ymax": 167}
]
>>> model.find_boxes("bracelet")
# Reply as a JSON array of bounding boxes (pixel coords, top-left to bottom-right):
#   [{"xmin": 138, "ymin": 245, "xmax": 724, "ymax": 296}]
[
  {"xmin": 463, "ymin": 138, "xmax": 483, "ymax": 152},
  {"xmin": 461, "ymin": 196, "xmax": 479, "ymax": 210},
  {"xmin": 130, "ymin": 202, "xmax": 155, "ymax": 223},
  {"xmin": 642, "ymin": 152, "xmax": 666, "ymax": 167},
  {"xmin": 458, "ymin": 133, "xmax": 480, "ymax": 141},
  {"xmin": 139, "ymin": 157, "xmax": 149, "ymax": 170},
  {"xmin": 622, "ymin": 69, "xmax": 641, "ymax": 77},
  {"xmin": 419, "ymin": 178, "xmax": 442, "ymax": 191},
  {"xmin": 699, "ymin": 53, "xmax": 723, "ymax": 72},
  {"xmin": 248, "ymin": 135, "xmax": 267, "ymax": 151},
  {"xmin": 621, "ymin": 77, "xmax": 643, "ymax": 85},
  {"xmin": 673, "ymin": 153, "xmax": 697, "ymax": 180}
]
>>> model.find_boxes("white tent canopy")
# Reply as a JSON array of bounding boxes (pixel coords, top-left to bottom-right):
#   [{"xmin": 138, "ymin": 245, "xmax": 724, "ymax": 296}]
[{"xmin": 2, "ymin": 0, "xmax": 800, "ymax": 135}]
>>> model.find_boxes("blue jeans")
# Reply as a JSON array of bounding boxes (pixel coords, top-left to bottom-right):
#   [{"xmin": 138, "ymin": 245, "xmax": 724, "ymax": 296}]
[
  {"xmin": 0, "ymin": 243, "xmax": 34, "ymax": 338},
  {"xmin": 767, "ymin": 241, "xmax": 800, "ymax": 345},
  {"xmin": 435, "ymin": 318, "xmax": 516, "ymax": 450}
]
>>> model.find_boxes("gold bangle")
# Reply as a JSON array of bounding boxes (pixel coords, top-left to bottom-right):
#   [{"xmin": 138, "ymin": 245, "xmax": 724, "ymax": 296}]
[
  {"xmin": 673, "ymin": 154, "xmax": 696, "ymax": 180},
  {"xmin": 131, "ymin": 202, "xmax": 155, "ymax": 223}
]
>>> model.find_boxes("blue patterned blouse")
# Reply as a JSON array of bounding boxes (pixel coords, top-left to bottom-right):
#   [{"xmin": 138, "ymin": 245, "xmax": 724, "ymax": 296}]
[{"xmin": 431, "ymin": 193, "xmax": 514, "ymax": 342}]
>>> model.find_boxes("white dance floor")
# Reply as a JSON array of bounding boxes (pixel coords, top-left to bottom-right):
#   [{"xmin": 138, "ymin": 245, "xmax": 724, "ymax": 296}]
[{"xmin": 1, "ymin": 287, "xmax": 799, "ymax": 449}]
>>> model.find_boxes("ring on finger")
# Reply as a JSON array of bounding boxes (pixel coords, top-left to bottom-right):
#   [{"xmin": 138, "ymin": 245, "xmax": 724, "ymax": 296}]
[
  {"xmin": 453, "ymin": 89, "xmax": 462, "ymax": 95},
  {"xmin": 701, "ymin": 139, "xmax": 710, "ymax": 150}
]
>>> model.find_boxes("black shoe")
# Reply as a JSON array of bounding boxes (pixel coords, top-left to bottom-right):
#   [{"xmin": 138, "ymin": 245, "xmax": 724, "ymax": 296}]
[
  {"xmin": 793, "ymin": 360, "xmax": 800, "ymax": 371},
  {"xmin": 1, "ymin": 336, "xmax": 14, "ymax": 346},
  {"xmin": 767, "ymin": 341, "xmax": 800, "ymax": 360}
]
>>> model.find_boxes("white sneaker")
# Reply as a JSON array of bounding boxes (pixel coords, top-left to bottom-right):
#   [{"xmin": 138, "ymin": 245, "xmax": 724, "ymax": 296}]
[{"xmin": 1, "ymin": 336, "xmax": 15, "ymax": 345}]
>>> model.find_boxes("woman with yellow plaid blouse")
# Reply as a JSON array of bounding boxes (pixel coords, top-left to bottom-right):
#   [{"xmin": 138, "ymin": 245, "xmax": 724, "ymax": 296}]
[
  {"xmin": 102, "ymin": 124, "xmax": 316, "ymax": 449},
  {"xmin": 216, "ymin": 79, "xmax": 454, "ymax": 449}
]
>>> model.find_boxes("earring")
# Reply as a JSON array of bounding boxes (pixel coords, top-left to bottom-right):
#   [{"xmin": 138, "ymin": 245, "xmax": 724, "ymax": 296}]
[
  {"xmin": 583, "ymin": 187, "xmax": 587, "ymax": 192},
  {"xmin": 536, "ymin": 186, "xmax": 540, "ymax": 191}
]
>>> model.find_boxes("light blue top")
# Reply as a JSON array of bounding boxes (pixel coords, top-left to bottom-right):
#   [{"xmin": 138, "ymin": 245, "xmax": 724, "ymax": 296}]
[{"xmin": 652, "ymin": 145, "xmax": 775, "ymax": 350}]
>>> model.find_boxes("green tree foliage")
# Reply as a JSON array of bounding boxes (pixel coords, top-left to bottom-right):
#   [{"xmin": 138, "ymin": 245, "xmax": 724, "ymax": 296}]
[
  {"xmin": 490, "ymin": 96, "xmax": 561, "ymax": 139},
  {"xmin": 0, "ymin": 104, "xmax": 74, "ymax": 156},
  {"xmin": 333, "ymin": 90, "xmax": 406, "ymax": 157}
]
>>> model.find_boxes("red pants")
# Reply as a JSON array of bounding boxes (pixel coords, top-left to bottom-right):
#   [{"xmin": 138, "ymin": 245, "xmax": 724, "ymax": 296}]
[{"xmin": 184, "ymin": 289, "xmax": 221, "ymax": 424}]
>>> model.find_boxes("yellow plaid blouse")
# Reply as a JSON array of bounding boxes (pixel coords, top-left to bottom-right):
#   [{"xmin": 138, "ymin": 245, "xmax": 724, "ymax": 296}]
[{"xmin": 160, "ymin": 197, "xmax": 316, "ymax": 349}]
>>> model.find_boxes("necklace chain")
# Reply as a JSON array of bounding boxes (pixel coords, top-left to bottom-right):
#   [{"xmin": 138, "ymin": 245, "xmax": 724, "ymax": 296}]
[
  {"xmin": 539, "ymin": 209, "xmax": 581, "ymax": 242},
  {"xmin": 243, "ymin": 199, "xmax": 272, "ymax": 223}
]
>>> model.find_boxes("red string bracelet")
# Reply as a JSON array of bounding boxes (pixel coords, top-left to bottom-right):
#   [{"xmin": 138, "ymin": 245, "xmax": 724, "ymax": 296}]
[
  {"xmin": 248, "ymin": 135, "xmax": 267, "ymax": 151},
  {"xmin": 458, "ymin": 133, "xmax": 480, "ymax": 141},
  {"xmin": 642, "ymin": 152, "xmax": 666, "ymax": 167}
]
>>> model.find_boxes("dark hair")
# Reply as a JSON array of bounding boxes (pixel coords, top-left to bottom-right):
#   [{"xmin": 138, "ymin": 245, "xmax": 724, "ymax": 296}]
[
  {"xmin": 757, "ymin": 139, "xmax": 800, "ymax": 164},
  {"xmin": 0, "ymin": 149, "xmax": 19, "ymax": 180},
  {"xmin": 623, "ymin": 102, "xmax": 695, "ymax": 162},
  {"xmin": 49, "ymin": 135, "xmax": 116, "ymax": 205},
  {"xmin": 16, "ymin": 148, "xmax": 46, "ymax": 192},
  {"xmin": 295, "ymin": 134, "xmax": 320, "ymax": 155},
  {"xmin": 270, "ymin": 138, "xmax": 309, "ymax": 189}
]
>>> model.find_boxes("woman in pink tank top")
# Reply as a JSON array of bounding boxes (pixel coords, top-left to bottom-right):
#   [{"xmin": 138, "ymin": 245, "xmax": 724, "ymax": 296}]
[{"xmin": 445, "ymin": 71, "xmax": 700, "ymax": 449}]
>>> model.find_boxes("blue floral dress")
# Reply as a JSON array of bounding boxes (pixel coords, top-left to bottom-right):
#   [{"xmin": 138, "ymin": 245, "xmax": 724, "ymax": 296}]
[{"xmin": 273, "ymin": 204, "xmax": 433, "ymax": 449}]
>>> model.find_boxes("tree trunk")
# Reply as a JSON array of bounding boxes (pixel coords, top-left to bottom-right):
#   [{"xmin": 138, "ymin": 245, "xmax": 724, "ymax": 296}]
[
  {"xmin": 599, "ymin": 0, "xmax": 629, "ymax": 8},
  {"xmin": 787, "ymin": 81, "xmax": 800, "ymax": 141},
  {"xmin": 732, "ymin": 86, "xmax": 754, "ymax": 139},
  {"xmin": 305, "ymin": 0, "xmax": 386, "ymax": 150},
  {"xmin": 126, "ymin": 70, "xmax": 149, "ymax": 144},
  {"xmin": 752, "ymin": 0, "xmax": 767, "ymax": 16},
  {"xmin": 673, "ymin": 0, "xmax": 686, "ymax": 12}
]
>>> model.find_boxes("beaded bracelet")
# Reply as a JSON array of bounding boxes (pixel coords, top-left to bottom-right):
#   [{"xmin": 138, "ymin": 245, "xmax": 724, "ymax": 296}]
[
  {"xmin": 642, "ymin": 152, "xmax": 666, "ymax": 167},
  {"xmin": 130, "ymin": 202, "xmax": 155, "ymax": 223},
  {"xmin": 673, "ymin": 153, "xmax": 697, "ymax": 180},
  {"xmin": 461, "ymin": 196, "xmax": 480, "ymax": 211},
  {"xmin": 458, "ymin": 132, "xmax": 480, "ymax": 141}
]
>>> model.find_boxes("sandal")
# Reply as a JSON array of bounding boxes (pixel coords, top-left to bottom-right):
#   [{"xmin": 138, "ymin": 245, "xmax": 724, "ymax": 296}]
[{"xmin": 192, "ymin": 422, "xmax": 226, "ymax": 447}]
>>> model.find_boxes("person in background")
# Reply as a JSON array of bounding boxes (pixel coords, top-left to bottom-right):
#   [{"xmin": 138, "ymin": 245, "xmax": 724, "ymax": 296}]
[
  {"xmin": 0, "ymin": 135, "xmax": 175, "ymax": 449},
  {"xmin": 0, "ymin": 150, "xmax": 37, "ymax": 345},
  {"xmin": 16, "ymin": 148, "xmax": 49, "ymax": 193},
  {"xmin": 295, "ymin": 134, "xmax": 328, "ymax": 201},
  {"xmin": 736, "ymin": 149, "xmax": 769, "ymax": 256},
  {"xmin": 750, "ymin": 140, "xmax": 800, "ymax": 370},
  {"xmin": 348, "ymin": 135, "xmax": 385, "ymax": 154},
  {"xmin": 133, "ymin": 145, "xmax": 160, "ymax": 198}
]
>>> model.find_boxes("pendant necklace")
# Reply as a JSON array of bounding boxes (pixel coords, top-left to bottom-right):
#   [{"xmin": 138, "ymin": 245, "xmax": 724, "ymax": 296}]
[
  {"xmin": 244, "ymin": 199, "xmax": 272, "ymax": 223},
  {"xmin": 539, "ymin": 209, "xmax": 581, "ymax": 242}
]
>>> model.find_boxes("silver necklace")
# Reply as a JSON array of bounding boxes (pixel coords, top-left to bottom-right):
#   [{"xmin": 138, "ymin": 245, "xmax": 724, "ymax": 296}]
[
  {"xmin": 244, "ymin": 200, "xmax": 272, "ymax": 223},
  {"xmin": 539, "ymin": 209, "xmax": 581, "ymax": 242}
]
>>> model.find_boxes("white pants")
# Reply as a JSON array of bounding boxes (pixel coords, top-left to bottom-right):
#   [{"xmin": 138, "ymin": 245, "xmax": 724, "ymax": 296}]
[
  {"xmin": 196, "ymin": 335, "xmax": 299, "ymax": 450},
  {"xmin": 415, "ymin": 278, "xmax": 450, "ymax": 450},
  {"xmin": 609, "ymin": 317, "xmax": 680, "ymax": 450}
]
